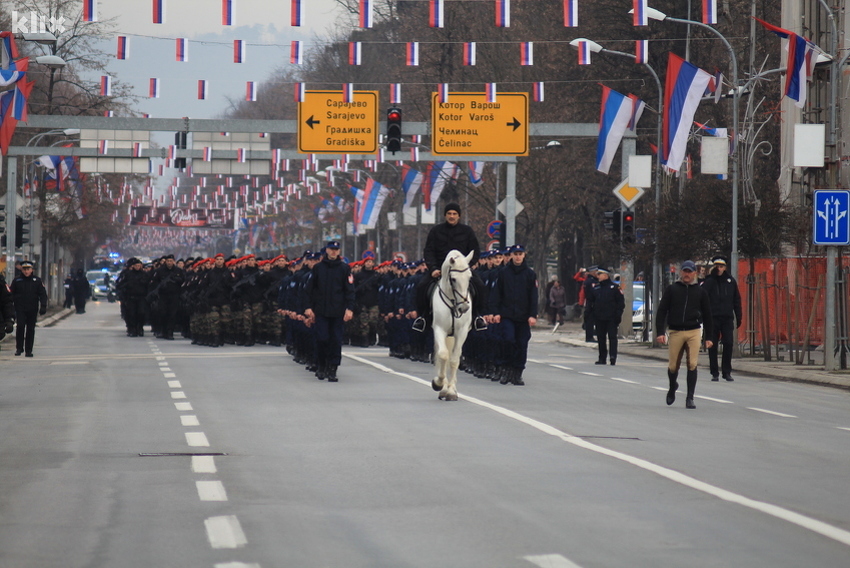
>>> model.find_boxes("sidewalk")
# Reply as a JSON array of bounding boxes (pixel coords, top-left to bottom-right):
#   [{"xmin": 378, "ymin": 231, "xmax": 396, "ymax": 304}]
[
  {"xmin": 542, "ymin": 320, "xmax": 850, "ymax": 390},
  {"xmin": 0, "ymin": 306, "xmax": 75, "ymax": 348}
]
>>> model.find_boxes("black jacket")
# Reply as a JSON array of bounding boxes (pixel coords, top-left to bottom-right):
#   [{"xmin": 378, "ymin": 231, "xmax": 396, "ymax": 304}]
[
  {"xmin": 150, "ymin": 265, "xmax": 185, "ymax": 298},
  {"xmin": 496, "ymin": 261, "xmax": 538, "ymax": 321},
  {"xmin": 424, "ymin": 222, "xmax": 480, "ymax": 274},
  {"xmin": 203, "ymin": 267, "xmax": 234, "ymax": 307},
  {"xmin": 11, "ymin": 273, "xmax": 48, "ymax": 313},
  {"xmin": 702, "ymin": 271, "xmax": 742, "ymax": 324},
  {"xmin": 1, "ymin": 276, "xmax": 14, "ymax": 321},
  {"xmin": 588, "ymin": 279, "xmax": 625, "ymax": 322},
  {"xmin": 116, "ymin": 269, "xmax": 151, "ymax": 300},
  {"xmin": 354, "ymin": 267, "xmax": 380, "ymax": 308},
  {"xmin": 306, "ymin": 257, "xmax": 356, "ymax": 318},
  {"xmin": 656, "ymin": 280, "xmax": 714, "ymax": 337}
]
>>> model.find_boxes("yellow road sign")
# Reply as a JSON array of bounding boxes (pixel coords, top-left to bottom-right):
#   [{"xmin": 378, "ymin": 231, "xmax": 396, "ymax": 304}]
[
  {"xmin": 431, "ymin": 92, "xmax": 529, "ymax": 156},
  {"xmin": 613, "ymin": 179, "xmax": 645, "ymax": 208},
  {"xmin": 297, "ymin": 90, "xmax": 379, "ymax": 154}
]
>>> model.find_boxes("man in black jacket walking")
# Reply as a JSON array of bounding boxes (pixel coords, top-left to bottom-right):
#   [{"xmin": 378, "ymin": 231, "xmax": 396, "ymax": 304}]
[
  {"xmin": 492, "ymin": 244, "xmax": 538, "ymax": 385},
  {"xmin": 116, "ymin": 258, "xmax": 151, "ymax": 337},
  {"xmin": 588, "ymin": 267, "xmax": 625, "ymax": 365},
  {"xmin": 655, "ymin": 260, "xmax": 714, "ymax": 409},
  {"xmin": 702, "ymin": 256, "xmax": 742, "ymax": 381},
  {"xmin": 412, "ymin": 202, "xmax": 487, "ymax": 333},
  {"xmin": 149, "ymin": 254, "xmax": 185, "ymax": 340},
  {"xmin": 304, "ymin": 241, "xmax": 355, "ymax": 381},
  {"xmin": 10, "ymin": 261, "xmax": 48, "ymax": 357}
]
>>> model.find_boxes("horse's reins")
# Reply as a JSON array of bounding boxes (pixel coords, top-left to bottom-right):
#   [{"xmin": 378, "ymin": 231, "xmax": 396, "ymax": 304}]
[{"xmin": 438, "ymin": 265, "xmax": 471, "ymax": 336}]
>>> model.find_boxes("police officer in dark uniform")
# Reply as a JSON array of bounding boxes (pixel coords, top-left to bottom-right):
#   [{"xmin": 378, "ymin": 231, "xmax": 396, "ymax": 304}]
[
  {"xmin": 703, "ymin": 255, "xmax": 742, "ymax": 381},
  {"xmin": 492, "ymin": 245, "xmax": 538, "ymax": 385},
  {"xmin": 582, "ymin": 266, "xmax": 599, "ymax": 342},
  {"xmin": 10, "ymin": 260, "xmax": 48, "ymax": 357},
  {"xmin": 304, "ymin": 241, "xmax": 355, "ymax": 382},
  {"xmin": 412, "ymin": 202, "xmax": 487, "ymax": 332},
  {"xmin": 148, "ymin": 254, "xmax": 185, "ymax": 339},
  {"xmin": 588, "ymin": 267, "xmax": 625, "ymax": 365},
  {"xmin": 116, "ymin": 257, "xmax": 151, "ymax": 337}
]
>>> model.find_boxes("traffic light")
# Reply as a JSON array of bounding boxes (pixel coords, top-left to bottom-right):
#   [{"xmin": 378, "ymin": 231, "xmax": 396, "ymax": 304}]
[
  {"xmin": 174, "ymin": 131, "xmax": 188, "ymax": 169},
  {"xmin": 15, "ymin": 215, "xmax": 29, "ymax": 248},
  {"xmin": 386, "ymin": 107, "xmax": 402, "ymax": 153},
  {"xmin": 622, "ymin": 210, "xmax": 635, "ymax": 244},
  {"xmin": 603, "ymin": 211, "xmax": 615, "ymax": 233},
  {"xmin": 0, "ymin": 204, "xmax": 5, "ymax": 235}
]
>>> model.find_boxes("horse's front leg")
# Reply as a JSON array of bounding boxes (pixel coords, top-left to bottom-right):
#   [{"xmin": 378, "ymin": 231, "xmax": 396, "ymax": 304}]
[
  {"xmin": 444, "ymin": 330, "xmax": 467, "ymax": 401},
  {"xmin": 432, "ymin": 328, "xmax": 448, "ymax": 393}
]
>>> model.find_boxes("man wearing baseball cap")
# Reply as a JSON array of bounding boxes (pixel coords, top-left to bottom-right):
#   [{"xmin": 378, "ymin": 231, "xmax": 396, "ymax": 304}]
[{"xmin": 655, "ymin": 260, "xmax": 714, "ymax": 409}]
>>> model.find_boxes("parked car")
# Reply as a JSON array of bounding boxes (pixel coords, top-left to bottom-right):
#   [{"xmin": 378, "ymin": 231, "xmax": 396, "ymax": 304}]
[{"xmin": 633, "ymin": 281, "xmax": 651, "ymax": 332}]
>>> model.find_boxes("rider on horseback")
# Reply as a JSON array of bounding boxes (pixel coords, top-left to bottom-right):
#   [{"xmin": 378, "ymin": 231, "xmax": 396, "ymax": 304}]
[{"xmin": 412, "ymin": 202, "xmax": 488, "ymax": 333}]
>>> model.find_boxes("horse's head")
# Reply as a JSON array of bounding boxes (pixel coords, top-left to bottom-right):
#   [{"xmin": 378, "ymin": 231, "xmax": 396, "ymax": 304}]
[{"xmin": 441, "ymin": 250, "xmax": 474, "ymax": 314}]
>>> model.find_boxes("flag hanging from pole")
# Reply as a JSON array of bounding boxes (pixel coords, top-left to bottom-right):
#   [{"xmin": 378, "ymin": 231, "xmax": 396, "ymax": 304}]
[
  {"xmin": 401, "ymin": 165, "xmax": 424, "ymax": 209},
  {"xmin": 294, "ymin": 83, "xmax": 305, "ymax": 102},
  {"xmin": 596, "ymin": 85, "xmax": 637, "ymax": 174},
  {"xmin": 486, "ymin": 83, "xmax": 497, "ymax": 103},
  {"xmin": 662, "ymin": 52, "xmax": 715, "ymax": 171},
  {"xmin": 439, "ymin": 83, "xmax": 449, "ymax": 104},
  {"xmin": 755, "ymin": 17, "xmax": 820, "ymax": 109}
]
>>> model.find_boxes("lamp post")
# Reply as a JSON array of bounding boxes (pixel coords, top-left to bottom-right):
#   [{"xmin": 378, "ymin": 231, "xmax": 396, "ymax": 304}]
[
  {"xmin": 640, "ymin": 6, "xmax": 740, "ymax": 279},
  {"xmin": 570, "ymin": 38, "xmax": 663, "ymax": 344}
]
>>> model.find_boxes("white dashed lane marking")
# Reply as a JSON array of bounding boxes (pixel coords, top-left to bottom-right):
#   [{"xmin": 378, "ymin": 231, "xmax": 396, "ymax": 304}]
[
  {"xmin": 205, "ymin": 515, "xmax": 248, "ymax": 549},
  {"xmin": 193, "ymin": 455, "xmax": 217, "ymax": 473},
  {"xmin": 174, "ymin": 402, "xmax": 193, "ymax": 411},
  {"xmin": 180, "ymin": 415, "xmax": 200, "ymax": 426},
  {"xmin": 186, "ymin": 432, "xmax": 210, "ymax": 447},
  {"xmin": 524, "ymin": 554, "xmax": 585, "ymax": 568},
  {"xmin": 170, "ymin": 391, "xmax": 187, "ymax": 399},
  {"xmin": 197, "ymin": 480, "xmax": 229, "ymax": 501},
  {"xmin": 610, "ymin": 377, "xmax": 639, "ymax": 384},
  {"xmin": 747, "ymin": 407, "xmax": 797, "ymax": 418},
  {"xmin": 167, "ymin": 380, "xmax": 181, "ymax": 388}
]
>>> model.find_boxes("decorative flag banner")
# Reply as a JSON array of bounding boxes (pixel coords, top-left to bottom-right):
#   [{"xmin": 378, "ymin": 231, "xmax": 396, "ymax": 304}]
[
  {"xmin": 100, "ymin": 76, "xmax": 111, "ymax": 96},
  {"xmin": 291, "ymin": 0, "xmax": 303, "ymax": 26},
  {"xmin": 234, "ymin": 39, "xmax": 245, "ymax": 63},
  {"xmin": 702, "ymin": 0, "xmax": 717, "ymax": 25},
  {"xmin": 0, "ymin": 57, "xmax": 27, "ymax": 88},
  {"xmin": 633, "ymin": 0, "xmax": 648, "ymax": 26},
  {"xmin": 358, "ymin": 178, "xmax": 391, "ymax": 229},
  {"xmin": 755, "ymin": 18, "xmax": 820, "ymax": 109},
  {"xmin": 116, "ymin": 36, "xmax": 128, "ymax": 59},
  {"xmin": 577, "ymin": 40, "xmax": 591, "ymax": 65},
  {"xmin": 152, "ymin": 0, "xmax": 164, "ymax": 24},
  {"xmin": 636, "ymin": 40, "xmax": 648, "ymax": 64},
  {"xmin": 237, "ymin": 148, "xmax": 247, "ymax": 163},
  {"xmin": 429, "ymin": 0, "xmax": 444, "ymax": 28},
  {"xmin": 198, "ymin": 79, "xmax": 208, "ymax": 100},
  {"xmin": 596, "ymin": 85, "xmax": 637, "ymax": 174},
  {"xmin": 349, "ymin": 42, "xmax": 362, "ymax": 65},
  {"xmin": 294, "ymin": 82, "xmax": 305, "ymax": 102},
  {"xmin": 486, "ymin": 83, "xmax": 497, "ymax": 103},
  {"xmin": 663, "ymin": 52, "xmax": 715, "ymax": 171},
  {"xmin": 176, "ymin": 38, "xmax": 188, "ymax": 61},
  {"xmin": 149, "ymin": 77, "xmax": 160, "ymax": 98},
  {"xmin": 390, "ymin": 83, "xmax": 401, "ymax": 104},
  {"xmin": 133, "ymin": 142, "xmax": 142, "ymax": 157},
  {"xmin": 495, "ymin": 0, "xmax": 510, "ymax": 27},
  {"xmin": 410, "ymin": 147, "xmax": 420, "ymax": 162},
  {"xmin": 406, "ymin": 42, "xmax": 419, "ymax": 66},
  {"xmin": 222, "ymin": 0, "xmax": 233, "ymax": 25},
  {"xmin": 168, "ymin": 145, "xmax": 176, "ymax": 160},
  {"xmin": 99, "ymin": 140, "xmax": 108, "ymax": 154},
  {"xmin": 343, "ymin": 83, "xmax": 354, "ymax": 103},
  {"xmin": 521, "ymin": 42, "xmax": 533, "ymax": 65},
  {"xmin": 401, "ymin": 164, "xmax": 424, "ymax": 209},
  {"xmin": 246, "ymin": 81, "xmax": 257, "ymax": 101},
  {"xmin": 463, "ymin": 42, "xmax": 476, "ymax": 65},
  {"xmin": 424, "ymin": 161, "xmax": 457, "ymax": 210},
  {"xmin": 359, "ymin": 0, "xmax": 373, "ymax": 28},
  {"xmin": 468, "ymin": 161, "xmax": 485, "ymax": 186},
  {"xmin": 439, "ymin": 83, "xmax": 449, "ymax": 103},
  {"xmin": 83, "ymin": 0, "xmax": 97, "ymax": 22},
  {"xmin": 629, "ymin": 96, "xmax": 646, "ymax": 131},
  {"xmin": 714, "ymin": 71, "xmax": 724, "ymax": 103},
  {"xmin": 534, "ymin": 82, "xmax": 544, "ymax": 102},
  {"xmin": 564, "ymin": 0, "xmax": 578, "ymax": 27},
  {"xmin": 290, "ymin": 40, "xmax": 302, "ymax": 64}
]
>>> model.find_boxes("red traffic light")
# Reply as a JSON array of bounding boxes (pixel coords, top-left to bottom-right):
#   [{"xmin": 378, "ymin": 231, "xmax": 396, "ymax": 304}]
[
  {"xmin": 623, "ymin": 213, "xmax": 634, "ymax": 223},
  {"xmin": 388, "ymin": 110, "xmax": 401, "ymax": 121}
]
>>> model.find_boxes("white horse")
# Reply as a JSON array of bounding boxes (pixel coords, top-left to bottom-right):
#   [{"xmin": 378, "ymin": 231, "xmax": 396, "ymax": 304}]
[{"xmin": 430, "ymin": 250, "xmax": 474, "ymax": 401}]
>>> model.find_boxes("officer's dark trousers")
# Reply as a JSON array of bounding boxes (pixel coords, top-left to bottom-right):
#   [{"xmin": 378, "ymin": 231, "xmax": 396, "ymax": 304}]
[
  {"xmin": 415, "ymin": 273, "xmax": 487, "ymax": 320},
  {"xmin": 314, "ymin": 315, "xmax": 344, "ymax": 366},
  {"xmin": 15, "ymin": 309, "xmax": 37, "ymax": 354},
  {"xmin": 502, "ymin": 318, "xmax": 531, "ymax": 369},
  {"xmin": 709, "ymin": 315, "xmax": 735, "ymax": 377},
  {"xmin": 124, "ymin": 297, "xmax": 147, "ymax": 334},
  {"xmin": 159, "ymin": 295, "xmax": 179, "ymax": 337},
  {"xmin": 595, "ymin": 319, "xmax": 619, "ymax": 362}
]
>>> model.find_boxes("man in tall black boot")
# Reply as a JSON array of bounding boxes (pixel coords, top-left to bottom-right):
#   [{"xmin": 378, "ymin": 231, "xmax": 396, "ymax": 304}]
[{"xmin": 411, "ymin": 202, "xmax": 487, "ymax": 333}]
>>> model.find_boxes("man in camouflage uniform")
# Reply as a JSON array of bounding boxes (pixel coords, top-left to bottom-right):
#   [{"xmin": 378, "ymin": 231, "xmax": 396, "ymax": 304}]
[{"xmin": 353, "ymin": 257, "xmax": 380, "ymax": 347}]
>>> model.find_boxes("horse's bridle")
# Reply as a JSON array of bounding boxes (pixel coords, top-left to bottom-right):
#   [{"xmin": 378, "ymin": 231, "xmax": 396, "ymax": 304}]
[{"xmin": 439, "ymin": 265, "xmax": 471, "ymax": 321}]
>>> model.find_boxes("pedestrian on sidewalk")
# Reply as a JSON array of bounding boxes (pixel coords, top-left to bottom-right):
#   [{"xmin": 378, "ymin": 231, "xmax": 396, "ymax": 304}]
[
  {"xmin": 702, "ymin": 255, "xmax": 742, "ymax": 381},
  {"xmin": 548, "ymin": 278, "xmax": 567, "ymax": 326},
  {"xmin": 588, "ymin": 267, "xmax": 625, "ymax": 365},
  {"xmin": 10, "ymin": 261, "xmax": 48, "ymax": 357},
  {"xmin": 579, "ymin": 266, "xmax": 599, "ymax": 342},
  {"xmin": 655, "ymin": 260, "xmax": 713, "ymax": 409}
]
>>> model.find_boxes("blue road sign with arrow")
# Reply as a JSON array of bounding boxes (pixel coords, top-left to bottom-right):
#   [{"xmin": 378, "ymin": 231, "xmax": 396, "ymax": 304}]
[{"xmin": 813, "ymin": 190, "xmax": 850, "ymax": 245}]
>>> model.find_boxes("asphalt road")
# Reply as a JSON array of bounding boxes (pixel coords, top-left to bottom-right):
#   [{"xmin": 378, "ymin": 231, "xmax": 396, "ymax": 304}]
[{"xmin": 1, "ymin": 301, "xmax": 849, "ymax": 568}]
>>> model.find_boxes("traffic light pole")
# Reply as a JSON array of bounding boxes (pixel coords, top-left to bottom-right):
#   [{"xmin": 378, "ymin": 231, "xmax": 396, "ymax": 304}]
[{"xmin": 5, "ymin": 156, "xmax": 16, "ymax": 283}]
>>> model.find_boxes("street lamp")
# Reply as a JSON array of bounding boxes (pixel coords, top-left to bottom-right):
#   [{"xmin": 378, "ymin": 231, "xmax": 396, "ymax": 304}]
[
  {"xmin": 635, "ymin": 6, "xmax": 740, "ymax": 279},
  {"xmin": 570, "ymin": 37, "xmax": 663, "ymax": 344}
]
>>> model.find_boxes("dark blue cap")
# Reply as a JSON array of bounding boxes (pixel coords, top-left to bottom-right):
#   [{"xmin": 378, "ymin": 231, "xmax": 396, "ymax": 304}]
[
  {"xmin": 326, "ymin": 240, "xmax": 341, "ymax": 249},
  {"xmin": 681, "ymin": 260, "xmax": 697, "ymax": 272},
  {"xmin": 509, "ymin": 244, "xmax": 526, "ymax": 253}
]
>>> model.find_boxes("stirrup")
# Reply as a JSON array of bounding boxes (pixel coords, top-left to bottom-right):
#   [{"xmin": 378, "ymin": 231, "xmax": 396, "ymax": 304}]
[
  {"xmin": 412, "ymin": 317, "xmax": 427, "ymax": 333},
  {"xmin": 474, "ymin": 316, "xmax": 488, "ymax": 331}
]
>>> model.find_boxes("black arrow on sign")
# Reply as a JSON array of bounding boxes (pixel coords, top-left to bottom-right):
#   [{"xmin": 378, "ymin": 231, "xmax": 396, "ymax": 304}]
[
  {"xmin": 305, "ymin": 115, "xmax": 321, "ymax": 129},
  {"xmin": 506, "ymin": 117, "xmax": 522, "ymax": 131}
]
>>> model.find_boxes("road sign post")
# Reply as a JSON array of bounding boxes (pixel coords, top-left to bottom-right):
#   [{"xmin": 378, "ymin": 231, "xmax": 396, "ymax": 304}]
[
  {"xmin": 297, "ymin": 90, "xmax": 379, "ymax": 154},
  {"xmin": 431, "ymin": 92, "xmax": 529, "ymax": 156}
]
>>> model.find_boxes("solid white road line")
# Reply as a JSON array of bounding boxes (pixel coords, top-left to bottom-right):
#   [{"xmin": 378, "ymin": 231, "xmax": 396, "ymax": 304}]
[
  {"xmin": 196, "ymin": 480, "xmax": 228, "ymax": 501},
  {"xmin": 205, "ymin": 515, "xmax": 247, "ymax": 549},
  {"xmin": 170, "ymin": 391, "xmax": 187, "ymax": 399},
  {"xmin": 747, "ymin": 407, "xmax": 797, "ymax": 418},
  {"xmin": 49, "ymin": 361, "xmax": 90, "ymax": 365},
  {"xmin": 186, "ymin": 432, "xmax": 210, "ymax": 447},
  {"xmin": 174, "ymin": 402, "xmax": 193, "ymax": 411},
  {"xmin": 524, "ymin": 554, "xmax": 585, "ymax": 568},
  {"xmin": 180, "ymin": 415, "xmax": 200, "ymax": 426},
  {"xmin": 167, "ymin": 380, "xmax": 181, "ymax": 388},
  {"xmin": 345, "ymin": 353, "xmax": 850, "ymax": 549},
  {"xmin": 192, "ymin": 455, "xmax": 217, "ymax": 473},
  {"xmin": 215, "ymin": 562, "xmax": 260, "ymax": 568}
]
